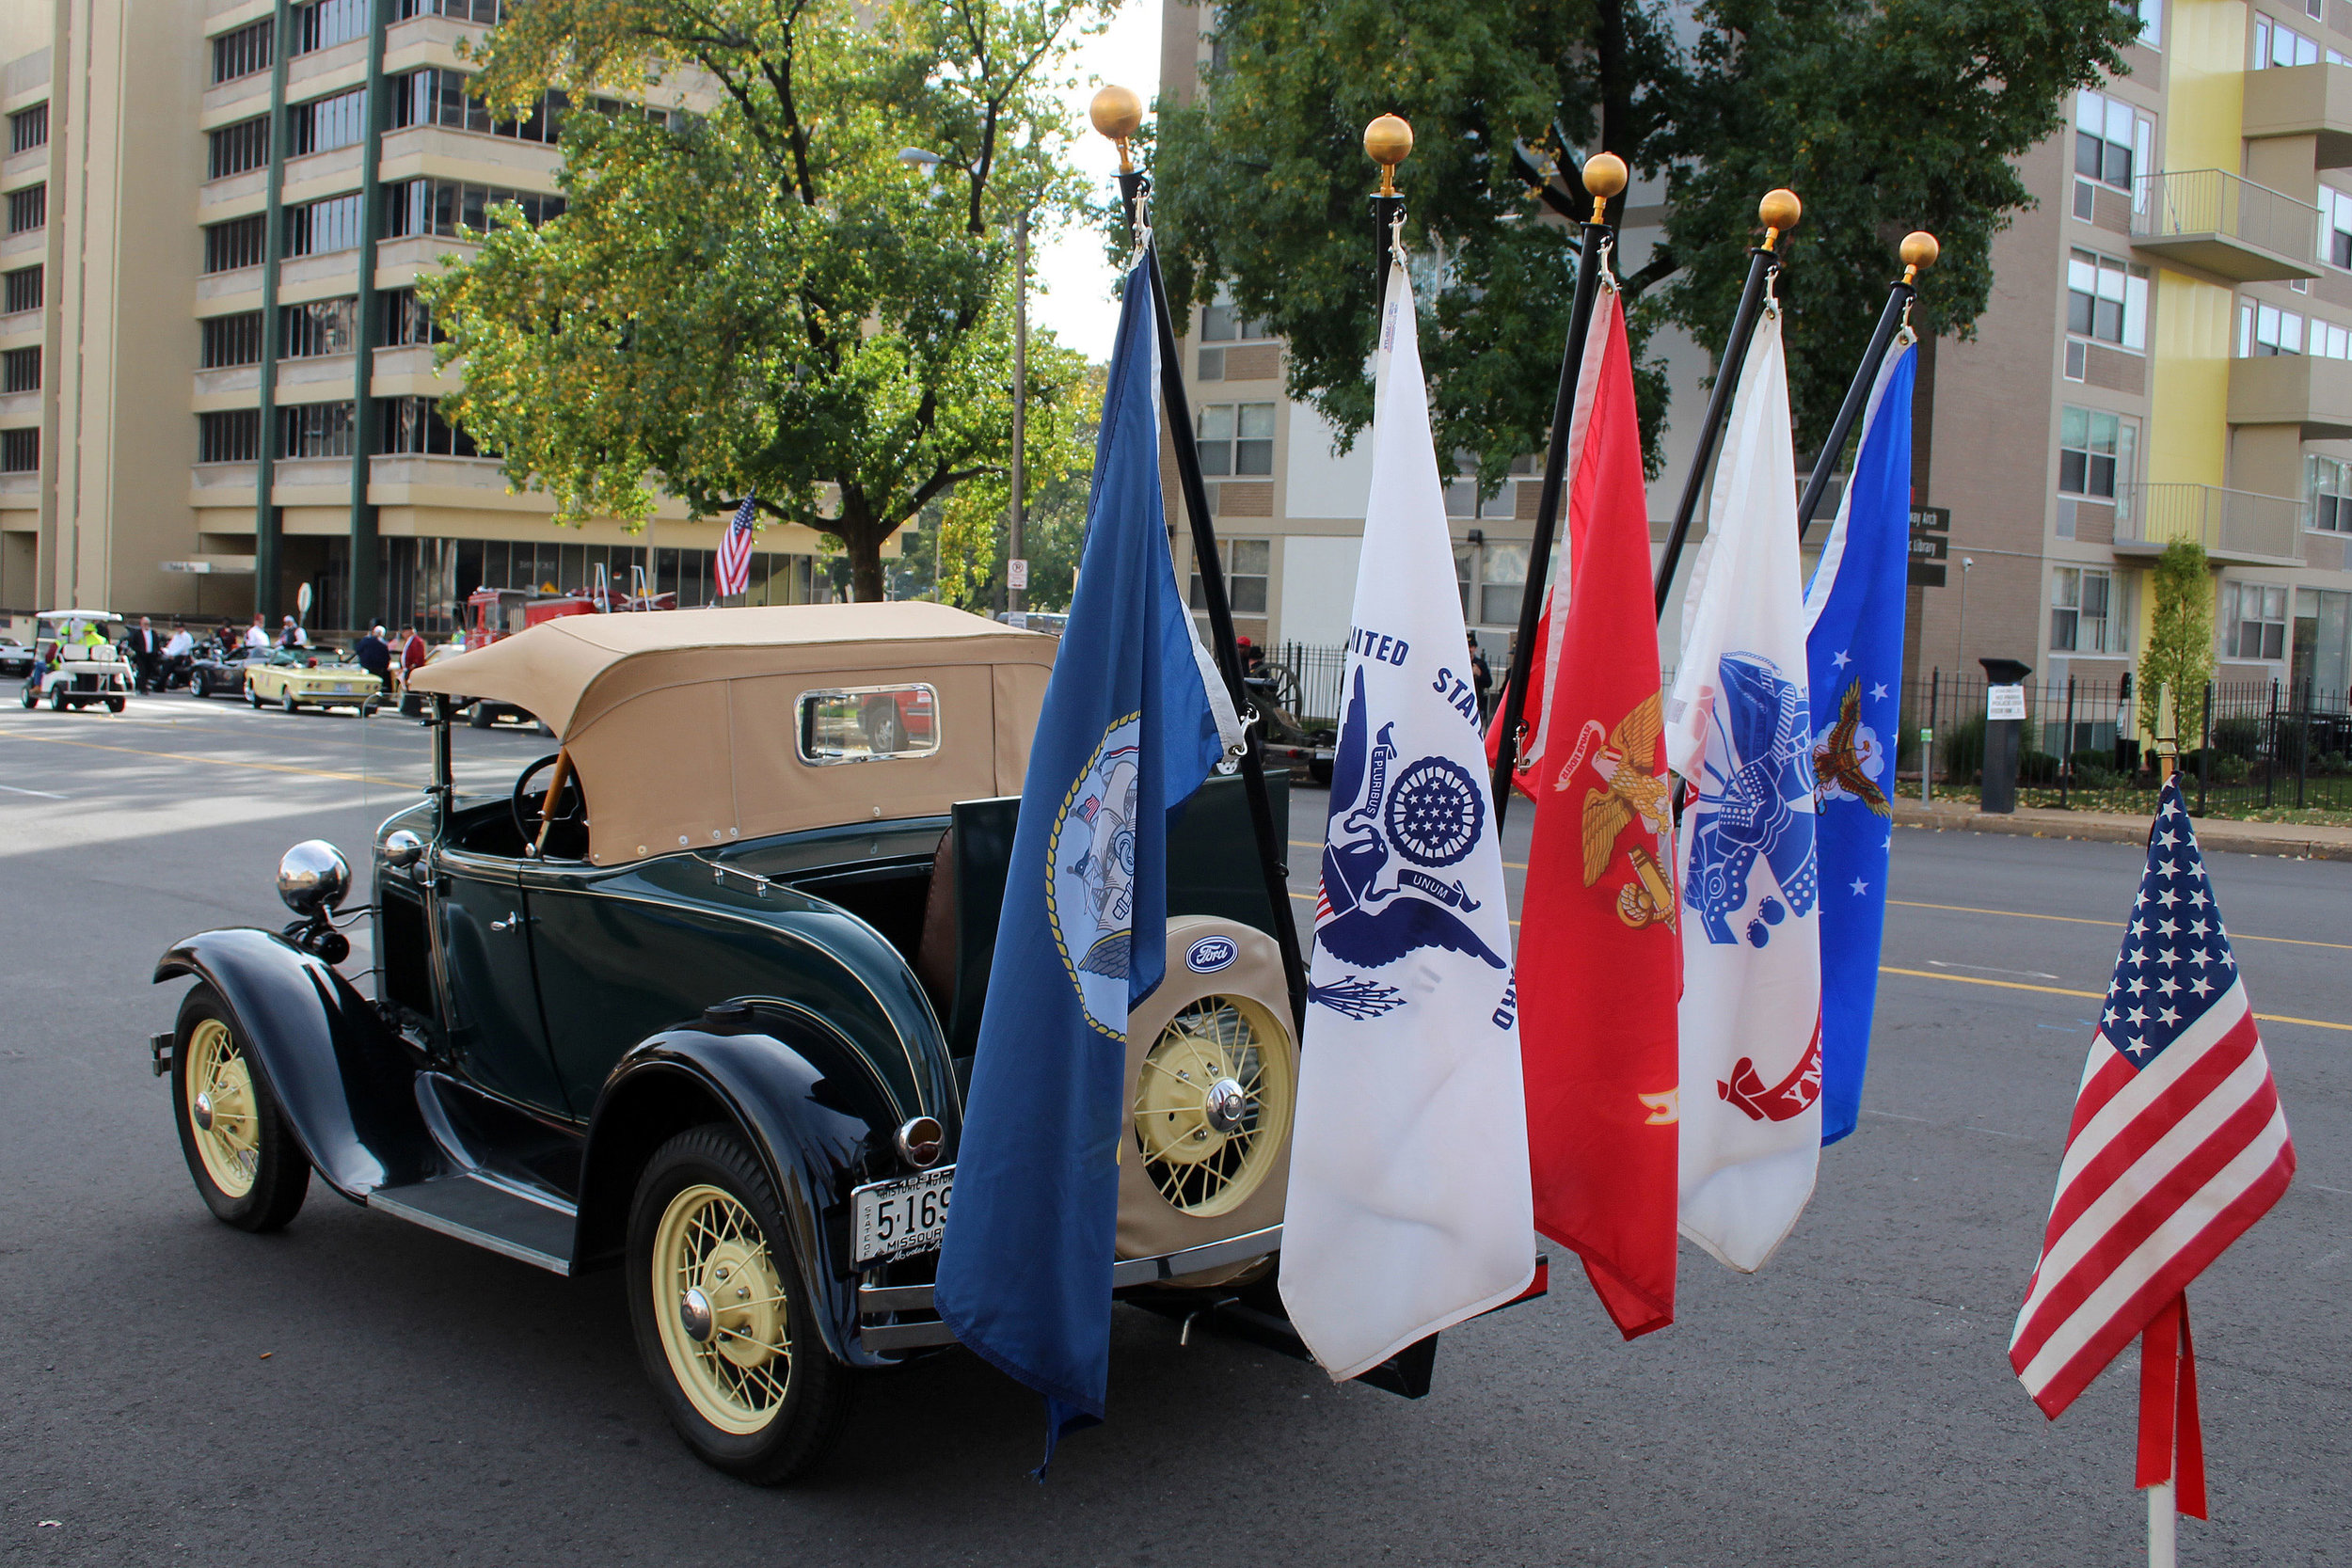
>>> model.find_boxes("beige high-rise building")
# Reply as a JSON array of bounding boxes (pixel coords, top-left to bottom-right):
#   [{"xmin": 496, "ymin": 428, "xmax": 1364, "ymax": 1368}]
[{"xmin": 1, "ymin": 0, "xmax": 834, "ymax": 635}]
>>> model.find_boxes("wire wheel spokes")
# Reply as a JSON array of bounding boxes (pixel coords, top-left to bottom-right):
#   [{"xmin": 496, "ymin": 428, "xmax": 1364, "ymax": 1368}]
[
  {"xmin": 1131, "ymin": 994, "xmax": 1294, "ymax": 1218},
  {"xmin": 184, "ymin": 1019, "xmax": 260, "ymax": 1197},
  {"xmin": 653, "ymin": 1183, "xmax": 793, "ymax": 1435}
]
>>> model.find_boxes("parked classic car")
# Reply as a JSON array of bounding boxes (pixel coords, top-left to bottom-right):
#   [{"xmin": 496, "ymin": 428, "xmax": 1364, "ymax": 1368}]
[
  {"xmin": 0, "ymin": 635, "xmax": 32, "ymax": 678},
  {"xmin": 242, "ymin": 648, "xmax": 383, "ymax": 715},
  {"xmin": 18, "ymin": 610, "xmax": 134, "ymax": 712},
  {"xmin": 187, "ymin": 644, "xmax": 273, "ymax": 700},
  {"xmin": 153, "ymin": 603, "xmax": 1306, "ymax": 1483}
]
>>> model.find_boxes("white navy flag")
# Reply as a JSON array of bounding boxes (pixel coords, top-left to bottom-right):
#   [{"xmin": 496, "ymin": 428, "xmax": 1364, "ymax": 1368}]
[
  {"xmin": 1279, "ymin": 256, "xmax": 1536, "ymax": 1380},
  {"xmin": 1663, "ymin": 307, "xmax": 1823, "ymax": 1273}
]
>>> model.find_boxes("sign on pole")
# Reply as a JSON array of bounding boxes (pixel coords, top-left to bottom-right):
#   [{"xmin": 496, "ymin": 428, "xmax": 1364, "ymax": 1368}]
[
  {"xmin": 1907, "ymin": 505, "xmax": 1949, "ymax": 588},
  {"xmin": 1986, "ymin": 684, "xmax": 2026, "ymax": 721},
  {"xmin": 1008, "ymin": 558, "xmax": 1030, "ymax": 591}
]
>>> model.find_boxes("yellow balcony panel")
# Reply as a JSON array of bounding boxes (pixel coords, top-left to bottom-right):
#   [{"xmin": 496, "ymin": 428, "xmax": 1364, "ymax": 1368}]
[
  {"xmin": 2131, "ymin": 169, "xmax": 2318, "ymax": 281},
  {"xmin": 2240, "ymin": 62, "xmax": 2352, "ymax": 167},
  {"xmin": 2228, "ymin": 352, "xmax": 2352, "ymax": 437},
  {"xmin": 2113, "ymin": 482, "xmax": 2306, "ymax": 567}
]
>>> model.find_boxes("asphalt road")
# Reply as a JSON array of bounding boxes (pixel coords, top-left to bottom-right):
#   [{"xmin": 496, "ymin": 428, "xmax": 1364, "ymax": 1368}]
[{"xmin": 2, "ymin": 694, "xmax": 2345, "ymax": 1566}]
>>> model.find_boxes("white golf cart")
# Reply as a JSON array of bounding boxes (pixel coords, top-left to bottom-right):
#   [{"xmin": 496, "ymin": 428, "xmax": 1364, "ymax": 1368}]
[{"xmin": 19, "ymin": 610, "xmax": 135, "ymax": 713}]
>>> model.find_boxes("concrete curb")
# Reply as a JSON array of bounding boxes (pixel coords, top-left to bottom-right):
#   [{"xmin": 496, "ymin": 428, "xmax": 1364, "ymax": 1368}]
[{"xmin": 1889, "ymin": 801, "xmax": 2352, "ymax": 861}]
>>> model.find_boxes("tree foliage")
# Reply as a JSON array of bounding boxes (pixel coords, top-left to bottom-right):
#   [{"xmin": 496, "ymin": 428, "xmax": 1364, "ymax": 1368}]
[
  {"xmin": 1152, "ymin": 0, "xmax": 2140, "ymax": 487},
  {"xmin": 425, "ymin": 0, "xmax": 1109, "ymax": 600},
  {"xmin": 2141, "ymin": 538, "xmax": 2214, "ymax": 742},
  {"xmin": 926, "ymin": 357, "xmax": 1104, "ymax": 612}
]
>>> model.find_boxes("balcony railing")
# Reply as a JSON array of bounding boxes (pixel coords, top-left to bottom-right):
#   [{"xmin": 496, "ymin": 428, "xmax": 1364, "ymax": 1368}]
[
  {"xmin": 2131, "ymin": 168, "xmax": 2319, "ymax": 279},
  {"xmin": 2113, "ymin": 482, "xmax": 2305, "ymax": 562}
]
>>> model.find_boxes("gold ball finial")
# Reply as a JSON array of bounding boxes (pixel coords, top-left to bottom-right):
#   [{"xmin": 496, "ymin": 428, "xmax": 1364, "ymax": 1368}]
[
  {"xmin": 1757, "ymin": 187, "xmax": 1801, "ymax": 250},
  {"xmin": 1364, "ymin": 113, "xmax": 1413, "ymax": 197},
  {"xmin": 1900, "ymin": 230, "xmax": 1940, "ymax": 278},
  {"xmin": 1089, "ymin": 84, "xmax": 1143, "ymax": 171},
  {"xmin": 1581, "ymin": 150, "xmax": 1628, "ymax": 223}
]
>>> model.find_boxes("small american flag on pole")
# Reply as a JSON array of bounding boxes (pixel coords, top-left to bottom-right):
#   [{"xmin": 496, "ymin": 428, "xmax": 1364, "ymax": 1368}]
[
  {"xmin": 2010, "ymin": 776, "xmax": 2294, "ymax": 1517},
  {"xmin": 715, "ymin": 494, "xmax": 756, "ymax": 599}
]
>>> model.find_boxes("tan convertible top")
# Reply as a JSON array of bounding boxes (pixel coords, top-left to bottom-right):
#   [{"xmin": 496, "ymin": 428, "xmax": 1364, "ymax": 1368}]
[{"xmin": 410, "ymin": 603, "xmax": 1056, "ymax": 865}]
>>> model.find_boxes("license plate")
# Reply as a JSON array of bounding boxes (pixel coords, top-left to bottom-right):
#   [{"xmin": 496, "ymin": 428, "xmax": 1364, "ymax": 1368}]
[
  {"xmin": 850, "ymin": 1165, "xmax": 954, "ymax": 1268},
  {"xmin": 334, "ymin": 683, "xmax": 353, "ymax": 693}
]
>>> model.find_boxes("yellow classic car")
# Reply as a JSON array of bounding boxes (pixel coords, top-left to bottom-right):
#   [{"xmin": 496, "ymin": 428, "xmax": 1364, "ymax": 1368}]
[{"xmin": 244, "ymin": 649, "xmax": 383, "ymax": 715}]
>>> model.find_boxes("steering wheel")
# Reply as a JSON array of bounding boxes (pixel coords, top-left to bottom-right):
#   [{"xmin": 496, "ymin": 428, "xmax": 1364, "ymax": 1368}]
[{"xmin": 512, "ymin": 752, "xmax": 588, "ymax": 859}]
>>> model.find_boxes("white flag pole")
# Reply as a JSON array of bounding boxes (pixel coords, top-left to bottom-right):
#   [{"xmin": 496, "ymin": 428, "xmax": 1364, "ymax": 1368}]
[{"xmin": 2147, "ymin": 1479, "xmax": 2177, "ymax": 1568}]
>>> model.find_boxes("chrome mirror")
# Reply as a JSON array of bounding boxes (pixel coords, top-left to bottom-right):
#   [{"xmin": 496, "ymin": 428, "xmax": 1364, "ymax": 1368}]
[
  {"xmin": 278, "ymin": 840, "xmax": 351, "ymax": 917},
  {"xmin": 382, "ymin": 829, "xmax": 425, "ymax": 870}
]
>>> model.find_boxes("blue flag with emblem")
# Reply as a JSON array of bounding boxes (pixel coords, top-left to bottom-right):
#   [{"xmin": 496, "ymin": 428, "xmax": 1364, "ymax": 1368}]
[
  {"xmin": 933, "ymin": 252, "xmax": 1241, "ymax": 1461},
  {"xmin": 1802, "ymin": 338, "xmax": 1916, "ymax": 1146}
]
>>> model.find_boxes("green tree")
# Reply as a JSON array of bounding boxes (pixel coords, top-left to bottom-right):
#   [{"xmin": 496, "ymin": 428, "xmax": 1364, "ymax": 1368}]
[
  {"xmin": 2140, "ymin": 538, "xmax": 2215, "ymax": 742},
  {"xmin": 930, "ymin": 357, "xmax": 1104, "ymax": 611},
  {"xmin": 1152, "ymin": 0, "xmax": 2140, "ymax": 486},
  {"xmin": 426, "ymin": 0, "xmax": 1109, "ymax": 601}
]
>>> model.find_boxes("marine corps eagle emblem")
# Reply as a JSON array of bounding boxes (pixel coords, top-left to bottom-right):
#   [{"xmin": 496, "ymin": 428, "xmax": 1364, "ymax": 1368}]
[{"xmin": 1554, "ymin": 691, "xmax": 1676, "ymax": 929}]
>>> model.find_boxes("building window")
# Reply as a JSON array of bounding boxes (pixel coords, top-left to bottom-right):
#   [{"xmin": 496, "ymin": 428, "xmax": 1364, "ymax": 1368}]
[
  {"xmin": 281, "ymin": 297, "xmax": 358, "ymax": 358},
  {"xmin": 2, "ymin": 346, "xmax": 37, "ymax": 392},
  {"xmin": 198, "ymin": 409, "xmax": 262, "ymax": 464},
  {"xmin": 1200, "ymin": 292, "xmax": 1270, "ymax": 343},
  {"xmin": 2051, "ymin": 567, "xmax": 2114, "ymax": 653},
  {"xmin": 2295, "ymin": 587, "xmax": 2351, "ymax": 697},
  {"xmin": 2254, "ymin": 14, "xmax": 2322, "ymax": 68},
  {"xmin": 291, "ymin": 0, "xmax": 370, "ymax": 55},
  {"xmin": 1196, "ymin": 402, "xmax": 1275, "ymax": 477},
  {"xmin": 2222, "ymin": 580, "xmax": 2288, "ymax": 660},
  {"xmin": 277, "ymin": 401, "xmax": 356, "ymax": 459},
  {"xmin": 5, "ymin": 184, "xmax": 41, "ymax": 234},
  {"xmin": 200, "ymin": 312, "xmax": 264, "ymax": 369},
  {"xmin": 1476, "ymin": 543, "xmax": 1529, "ymax": 627},
  {"xmin": 211, "ymin": 19, "xmax": 275, "ymax": 85},
  {"xmin": 208, "ymin": 117, "xmax": 271, "ymax": 180},
  {"xmin": 2312, "ymin": 454, "xmax": 2352, "ymax": 532},
  {"xmin": 375, "ymin": 396, "xmax": 482, "ymax": 456},
  {"xmin": 8, "ymin": 104, "xmax": 47, "ymax": 155},
  {"xmin": 1443, "ymin": 460, "xmax": 1521, "ymax": 520},
  {"xmin": 2067, "ymin": 250, "xmax": 2149, "ymax": 351},
  {"xmin": 0, "ymin": 428, "xmax": 35, "ymax": 472},
  {"xmin": 1186, "ymin": 537, "xmax": 1269, "ymax": 615},
  {"xmin": 203, "ymin": 215, "xmax": 267, "ymax": 274},
  {"xmin": 2, "ymin": 265, "xmax": 40, "ymax": 314},
  {"xmin": 2058, "ymin": 405, "xmax": 2135, "ymax": 499},
  {"xmin": 396, "ymin": 0, "xmax": 506, "ymax": 22},
  {"xmin": 382, "ymin": 178, "xmax": 565, "ymax": 238},
  {"xmin": 284, "ymin": 193, "xmax": 364, "ymax": 257},
  {"xmin": 2238, "ymin": 299, "xmax": 2305, "ymax": 356},
  {"xmin": 390, "ymin": 70, "xmax": 565, "ymax": 143},
  {"xmin": 290, "ymin": 88, "xmax": 369, "ymax": 156},
  {"xmin": 377, "ymin": 288, "xmax": 437, "ymax": 347},
  {"xmin": 2128, "ymin": 0, "xmax": 2162, "ymax": 48},
  {"xmin": 2073, "ymin": 89, "xmax": 2153, "ymax": 219},
  {"xmin": 2311, "ymin": 317, "xmax": 2352, "ymax": 359}
]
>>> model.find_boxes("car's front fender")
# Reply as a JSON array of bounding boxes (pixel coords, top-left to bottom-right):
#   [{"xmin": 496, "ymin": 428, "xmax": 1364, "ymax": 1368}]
[{"xmin": 155, "ymin": 928, "xmax": 438, "ymax": 1199}]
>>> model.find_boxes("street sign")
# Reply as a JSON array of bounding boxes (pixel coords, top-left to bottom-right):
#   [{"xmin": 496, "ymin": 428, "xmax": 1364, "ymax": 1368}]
[
  {"xmin": 1908, "ymin": 506, "xmax": 1950, "ymax": 588},
  {"xmin": 1008, "ymin": 558, "xmax": 1029, "ymax": 591},
  {"xmin": 1986, "ymin": 685, "xmax": 2027, "ymax": 721}
]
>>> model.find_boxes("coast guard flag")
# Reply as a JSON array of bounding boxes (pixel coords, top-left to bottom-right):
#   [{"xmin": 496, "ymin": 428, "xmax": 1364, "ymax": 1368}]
[
  {"xmin": 1515, "ymin": 277, "xmax": 1681, "ymax": 1339},
  {"xmin": 935, "ymin": 253, "xmax": 1242, "ymax": 1455},
  {"xmin": 1802, "ymin": 339, "xmax": 1915, "ymax": 1145},
  {"xmin": 1663, "ymin": 309, "xmax": 1823, "ymax": 1272},
  {"xmin": 1280, "ymin": 256, "xmax": 1535, "ymax": 1380}
]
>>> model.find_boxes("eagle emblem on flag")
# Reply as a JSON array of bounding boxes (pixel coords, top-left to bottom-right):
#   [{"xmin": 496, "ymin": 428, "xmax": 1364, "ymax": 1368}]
[
  {"xmin": 1047, "ymin": 718, "xmax": 1143, "ymax": 1034},
  {"xmin": 1553, "ymin": 692, "xmax": 1675, "ymax": 929},
  {"xmin": 1811, "ymin": 681, "xmax": 1891, "ymax": 817}
]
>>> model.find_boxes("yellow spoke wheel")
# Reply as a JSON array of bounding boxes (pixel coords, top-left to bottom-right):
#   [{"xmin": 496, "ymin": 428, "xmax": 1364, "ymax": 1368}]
[
  {"xmin": 183, "ymin": 1018, "xmax": 260, "ymax": 1199},
  {"xmin": 1132, "ymin": 994, "xmax": 1294, "ymax": 1218},
  {"xmin": 651, "ymin": 1182, "xmax": 792, "ymax": 1436}
]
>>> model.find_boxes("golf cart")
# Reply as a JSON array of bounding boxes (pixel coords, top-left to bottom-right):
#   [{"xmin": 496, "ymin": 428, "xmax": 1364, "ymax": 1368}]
[{"xmin": 19, "ymin": 610, "xmax": 135, "ymax": 713}]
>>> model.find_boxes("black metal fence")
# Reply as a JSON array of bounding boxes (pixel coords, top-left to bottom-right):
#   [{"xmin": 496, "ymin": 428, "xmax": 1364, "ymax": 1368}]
[
  {"xmin": 1905, "ymin": 671, "xmax": 2352, "ymax": 816},
  {"xmin": 1268, "ymin": 641, "xmax": 1351, "ymax": 727}
]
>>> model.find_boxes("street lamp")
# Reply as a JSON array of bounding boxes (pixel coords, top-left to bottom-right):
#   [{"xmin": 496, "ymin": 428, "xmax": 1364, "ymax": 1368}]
[
  {"xmin": 896, "ymin": 147, "xmax": 943, "ymax": 178},
  {"xmin": 1957, "ymin": 555, "xmax": 1977, "ymax": 673}
]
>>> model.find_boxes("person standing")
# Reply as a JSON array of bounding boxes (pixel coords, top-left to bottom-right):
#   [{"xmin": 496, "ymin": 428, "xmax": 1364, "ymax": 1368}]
[
  {"xmin": 355, "ymin": 624, "xmax": 390, "ymax": 687},
  {"xmin": 127, "ymin": 616, "xmax": 163, "ymax": 692},
  {"xmin": 278, "ymin": 614, "xmax": 309, "ymax": 650},
  {"xmin": 245, "ymin": 613, "xmax": 270, "ymax": 651},
  {"xmin": 1468, "ymin": 633, "xmax": 1493, "ymax": 722}
]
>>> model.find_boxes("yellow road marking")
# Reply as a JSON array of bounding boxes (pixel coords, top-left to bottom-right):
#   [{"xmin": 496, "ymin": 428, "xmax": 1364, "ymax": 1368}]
[
  {"xmin": 1879, "ymin": 964, "xmax": 2350, "ymax": 1033},
  {"xmin": 0, "ymin": 731, "xmax": 413, "ymax": 787},
  {"xmin": 1886, "ymin": 897, "xmax": 2351, "ymax": 953}
]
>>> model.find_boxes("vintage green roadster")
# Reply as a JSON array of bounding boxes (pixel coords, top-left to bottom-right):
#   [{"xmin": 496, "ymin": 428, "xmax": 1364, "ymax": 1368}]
[{"xmin": 152, "ymin": 602, "xmax": 1306, "ymax": 1481}]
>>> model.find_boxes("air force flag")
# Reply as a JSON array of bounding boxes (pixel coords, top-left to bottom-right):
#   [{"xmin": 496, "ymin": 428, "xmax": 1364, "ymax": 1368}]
[
  {"xmin": 1803, "ymin": 338, "xmax": 1915, "ymax": 1146},
  {"xmin": 934, "ymin": 254, "xmax": 1241, "ymax": 1452},
  {"xmin": 1279, "ymin": 256, "xmax": 1535, "ymax": 1380}
]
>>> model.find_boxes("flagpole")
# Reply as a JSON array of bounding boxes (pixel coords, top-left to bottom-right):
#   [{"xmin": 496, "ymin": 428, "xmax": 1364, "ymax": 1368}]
[
  {"xmin": 1365, "ymin": 114, "xmax": 1411, "ymax": 319},
  {"xmin": 1092, "ymin": 87, "xmax": 1311, "ymax": 1029},
  {"xmin": 1487, "ymin": 150, "xmax": 1629, "ymax": 826},
  {"xmin": 1794, "ymin": 231, "xmax": 1938, "ymax": 541},
  {"xmin": 1652, "ymin": 189, "xmax": 1802, "ymax": 618}
]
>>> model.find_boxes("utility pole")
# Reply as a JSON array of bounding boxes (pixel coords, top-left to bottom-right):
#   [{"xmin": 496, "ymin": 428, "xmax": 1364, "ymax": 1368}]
[{"xmin": 1009, "ymin": 206, "xmax": 1029, "ymax": 614}]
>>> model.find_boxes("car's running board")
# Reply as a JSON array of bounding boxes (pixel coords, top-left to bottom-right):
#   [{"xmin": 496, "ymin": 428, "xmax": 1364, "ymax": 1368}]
[{"xmin": 368, "ymin": 1174, "xmax": 577, "ymax": 1275}]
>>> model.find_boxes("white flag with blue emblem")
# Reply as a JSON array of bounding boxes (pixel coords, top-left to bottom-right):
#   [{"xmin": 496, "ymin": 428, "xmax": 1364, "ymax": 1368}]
[
  {"xmin": 1279, "ymin": 258, "xmax": 1535, "ymax": 1380},
  {"xmin": 1662, "ymin": 307, "xmax": 1823, "ymax": 1273}
]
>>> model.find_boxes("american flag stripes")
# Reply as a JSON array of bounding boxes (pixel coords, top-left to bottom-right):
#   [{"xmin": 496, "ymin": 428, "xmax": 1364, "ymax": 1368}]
[
  {"xmin": 2010, "ymin": 776, "xmax": 2295, "ymax": 1420},
  {"xmin": 715, "ymin": 495, "xmax": 756, "ymax": 599}
]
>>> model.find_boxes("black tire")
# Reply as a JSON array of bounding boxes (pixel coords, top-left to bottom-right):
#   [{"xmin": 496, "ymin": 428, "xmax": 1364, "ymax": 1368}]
[
  {"xmin": 20, "ymin": 682, "xmax": 36, "ymax": 708},
  {"xmin": 193, "ymin": 672, "xmax": 211, "ymax": 699},
  {"xmin": 49, "ymin": 686, "xmax": 65, "ymax": 711},
  {"xmin": 1309, "ymin": 757, "xmax": 1334, "ymax": 786},
  {"xmin": 169, "ymin": 985, "xmax": 310, "ymax": 1233},
  {"xmin": 281, "ymin": 692, "xmax": 299, "ymax": 715},
  {"xmin": 626, "ymin": 1125, "xmax": 853, "ymax": 1485},
  {"xmin": 469, "ymin": 703, "xmax": 495, "ymax": 729},
  {"xmin": 247, "ymin": 688, "xmax": 262, "ymax": 709},
  {"xmin": 106, "ymin": 697, "xmax": 125, "ymax": 714}
]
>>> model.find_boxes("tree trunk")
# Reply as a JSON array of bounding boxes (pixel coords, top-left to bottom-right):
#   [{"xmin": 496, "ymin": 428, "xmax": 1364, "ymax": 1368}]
[{"xmin": 850, "ymin": 546, "xmax": 886, "ymax": 604}]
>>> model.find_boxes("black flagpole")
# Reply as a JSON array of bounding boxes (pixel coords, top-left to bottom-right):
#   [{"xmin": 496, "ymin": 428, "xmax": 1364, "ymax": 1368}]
[
  {"xmin": 1098, "ymin": 95, "xmax": 1310, "ymax": 1030},
  {"xmin": 1487, "ymin": 151, "xmax": 1629, "ymax": 829},
  {"xmin": 1794, "ymin": 231, "xmax": 1938, "ymax": 542},
  {"xmin": 1652, "ymin": 189, "xmax": 1803, "ymax": 620}
]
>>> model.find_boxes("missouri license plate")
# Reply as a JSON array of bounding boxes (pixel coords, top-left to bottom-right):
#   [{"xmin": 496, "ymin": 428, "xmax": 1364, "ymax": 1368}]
[{"xmin": 850, "ymin": 1166, "xmax": 954, "ymax": 1268}]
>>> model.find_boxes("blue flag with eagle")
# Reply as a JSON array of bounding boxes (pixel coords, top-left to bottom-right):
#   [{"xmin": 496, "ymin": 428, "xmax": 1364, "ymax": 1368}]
[
  {"xmin": 933, "ymin": 252, "xmax": 1241, "ymax": 1460},
  {"xmin": 1802, "ymin": 338, "xmax": 1916, "ymax": 1146}
]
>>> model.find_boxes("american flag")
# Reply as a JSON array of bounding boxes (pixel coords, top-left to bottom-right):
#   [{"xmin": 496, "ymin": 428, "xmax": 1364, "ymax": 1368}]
[
  {"xmin": 715, "ymin": 494, "xmax": 756, "ymax": 599},
  {"xmin": 2009, "ymin": 776, "xmax": 2295, "ymax": 1419}
]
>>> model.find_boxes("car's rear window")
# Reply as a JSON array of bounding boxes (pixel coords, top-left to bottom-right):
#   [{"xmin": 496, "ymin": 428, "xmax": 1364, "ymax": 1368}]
[{"xmin": 795, "ymin": 683, "xmax": 940, "ymax": 766}]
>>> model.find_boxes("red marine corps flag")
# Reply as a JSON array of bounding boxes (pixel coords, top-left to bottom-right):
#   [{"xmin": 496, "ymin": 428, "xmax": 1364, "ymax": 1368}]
[{"xmin": 1513, "ymin": 271, "xmax": 1680, "ymax": 1338}]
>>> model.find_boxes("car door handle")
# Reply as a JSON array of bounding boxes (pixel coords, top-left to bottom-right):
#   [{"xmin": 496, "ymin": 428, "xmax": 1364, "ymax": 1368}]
[{"xmin": 490, "ymin": 911, "xmax": 534, "ymax": 932}]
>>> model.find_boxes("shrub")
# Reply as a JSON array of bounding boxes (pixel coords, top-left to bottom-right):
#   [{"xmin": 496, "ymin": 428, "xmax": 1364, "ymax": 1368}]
[
  {"xmin": 2209, "ymin": 713, "xmax": 2264, "ymax": 760},
  {"xmin": 2020, "ymin": 749, "xmax": 2061, "ymax": 784}
]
